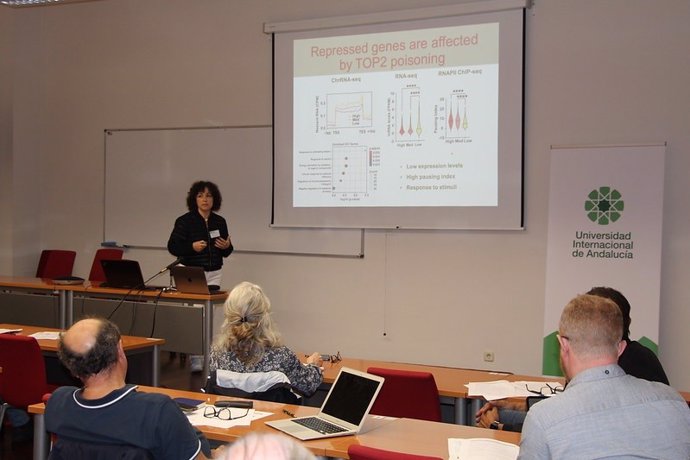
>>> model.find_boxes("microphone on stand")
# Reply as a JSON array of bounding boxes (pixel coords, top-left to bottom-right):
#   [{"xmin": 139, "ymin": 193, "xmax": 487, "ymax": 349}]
[
  {"xmin": 158, "ymin": 257, "xmax": 183, "ymax": 274},
  {"xmin": 156, "ymin": 257, "xmax": 182, "ymax": 292}
]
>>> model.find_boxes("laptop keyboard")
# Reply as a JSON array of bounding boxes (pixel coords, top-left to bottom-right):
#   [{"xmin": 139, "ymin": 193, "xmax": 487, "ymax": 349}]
[{"xmin": 293, "ymin": 417, "xmax": 347, "ymax": 434}]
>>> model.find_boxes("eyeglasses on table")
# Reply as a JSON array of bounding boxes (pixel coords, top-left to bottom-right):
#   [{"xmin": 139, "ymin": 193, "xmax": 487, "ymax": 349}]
[
  {"xmin": 525, "ymin": 382, "xmax": 564, "ymax": 396},
  {"xmin": 203, "ymin": 405, "xmax": 250, "ymax": 421}
]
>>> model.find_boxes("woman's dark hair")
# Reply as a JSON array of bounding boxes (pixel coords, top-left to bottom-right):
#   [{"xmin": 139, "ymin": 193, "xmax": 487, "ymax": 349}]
[
  {"xmin": 186, "ymin": 180, "xmax": 222, "ymax": 212},
  {"xmin": 58, "ymin": 318, "xmax": 122, "ymax": 379}
]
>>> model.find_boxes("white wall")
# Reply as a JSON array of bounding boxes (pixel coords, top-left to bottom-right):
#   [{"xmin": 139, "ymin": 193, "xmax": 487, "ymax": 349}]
[{"xmin": 2, "ymin": 0, "xmax": 689, "ymax": 390}]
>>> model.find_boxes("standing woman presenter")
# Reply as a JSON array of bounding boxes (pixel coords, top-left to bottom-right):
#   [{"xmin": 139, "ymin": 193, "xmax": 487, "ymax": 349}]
[{"xmin": 168, "ymin": 180, "xmax": 234, "ymax": 371}]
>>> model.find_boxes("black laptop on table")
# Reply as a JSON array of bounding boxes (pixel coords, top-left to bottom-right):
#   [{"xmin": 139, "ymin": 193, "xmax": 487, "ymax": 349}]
[{"xmin": 99, "ymin": 259, "xmax": 164, "ymax": 290}]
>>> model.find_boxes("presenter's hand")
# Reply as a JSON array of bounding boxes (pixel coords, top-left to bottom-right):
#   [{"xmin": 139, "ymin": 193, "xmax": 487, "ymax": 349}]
[
  {"xmin": 214, "ymin": 236, "xmax": 231, "ymax": 250},
  {"xmin": 306, "ymin": 352, "xmax": 323, "ymax": 367},
  {"xmin": 193, "ymin": 240, "xmax": 208, "ymax": 252}
]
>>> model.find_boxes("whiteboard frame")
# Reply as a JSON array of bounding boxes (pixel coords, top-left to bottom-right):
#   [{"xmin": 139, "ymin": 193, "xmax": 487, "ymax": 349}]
[{"xmin": 103, "ymin": 126, "xmax": 364, "ymax": 258}]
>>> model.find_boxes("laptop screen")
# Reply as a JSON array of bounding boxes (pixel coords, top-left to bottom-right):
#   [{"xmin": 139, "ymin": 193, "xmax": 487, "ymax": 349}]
[
  {"xmin": 321, "ymin": 369, "xmax": 382, "ymax": 426},
  {"xmin": 100, "ymin": 259, "xmax": 146, "ymax": 289}
]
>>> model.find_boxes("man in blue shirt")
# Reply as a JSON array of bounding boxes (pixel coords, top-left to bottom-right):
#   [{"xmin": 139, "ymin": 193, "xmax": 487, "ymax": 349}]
[
  {"xmin": 45, "ymin": 317, "xmax": 222, "ymax": 460},
  {"xmin": 477, "ymin": 286, "xmax": 671, "ymax": 431},
  {"xmin": 517, "ymin": 294, "xmax": 690, "ymax": 459}
]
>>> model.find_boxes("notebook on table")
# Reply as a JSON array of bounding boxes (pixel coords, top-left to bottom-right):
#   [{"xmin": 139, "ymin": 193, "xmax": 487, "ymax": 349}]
[
  {"xmin": 265, "ymin": 367, "xmax": 384, "ymax": 441},
  {"xmin": 99, "ymin": 259, "xmax": 164, "ymax": 290},
  {"xmin": 170, "ymin": 266, "xmax": 218, "ymax": 295}
]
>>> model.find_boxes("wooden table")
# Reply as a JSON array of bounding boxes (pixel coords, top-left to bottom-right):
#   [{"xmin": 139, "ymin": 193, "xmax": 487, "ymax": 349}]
[
  {"xmin": 327, "ymin": 417, "xmax": 520, "ymax": 458},
  {"xmin": 0, "ymin": 276, "xmax": 227, "ymax": 378},
  {"xmin": 0, "ymin": 276, "xmax": 66, "ymax": 326},
  {"xmin": 316, "ymin": 356, "xmax": 562, "ymax": 425},
  {"xmin": 1, "ymin": 323, "xmax": 165, "ymax": 386},
  {"xmin": 326, "ymin": 358, "xmax": 690, "ymax": 421},
  {"xmin": 28, "ymin": 385, "xmax": 520, "ymax": 460},
  {"xmin": 60, "ymin": 282, "xmax": 226, "ymax": 378}
]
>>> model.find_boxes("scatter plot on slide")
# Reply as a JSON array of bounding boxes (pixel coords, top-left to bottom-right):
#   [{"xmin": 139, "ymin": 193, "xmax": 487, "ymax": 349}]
[{"xmin": 332, "ymin": 145, "xmax": 368, "ymax": 194}]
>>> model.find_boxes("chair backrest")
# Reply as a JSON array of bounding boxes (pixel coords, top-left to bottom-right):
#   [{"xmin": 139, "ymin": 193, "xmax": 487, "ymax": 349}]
[
  {"xmin": 348, "ymin": 444, "xmax": 444, "ymax": 460},
  {"xmin": 0, "ymin": 334, "xmax": 49, "ymax": 408},
  {"xmin": 35, "ymin": 249, "xmax": 77, "ymax": 279},
  {"xmin": 88, "ymin": 248, "xmax": 124, "ymax": 282},
  {"xmin": 204, "ymin": 370, "xmax": 300, "ymax": 404},
  {"xmin": 48, "ymin": 438, "xmax": 153, "ymax": 460},
  {"xmin": 366, "ymin": 367, "xmax": 441, "ymax": 422}
]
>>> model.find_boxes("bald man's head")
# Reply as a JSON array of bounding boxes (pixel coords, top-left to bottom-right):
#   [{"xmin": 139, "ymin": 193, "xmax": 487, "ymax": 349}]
[{"xmin": 58, "ymin": 317, "xmax": 122, "ymax": 379}]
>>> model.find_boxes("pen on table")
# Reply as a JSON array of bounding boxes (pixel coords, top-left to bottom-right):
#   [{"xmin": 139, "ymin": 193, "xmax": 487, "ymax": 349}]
[{"xmin": 283, "ymin": 409, "xmax": 295, "ymax": 418}]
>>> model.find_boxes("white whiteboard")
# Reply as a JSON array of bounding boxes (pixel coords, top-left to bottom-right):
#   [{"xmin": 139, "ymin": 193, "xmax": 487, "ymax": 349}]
[{"xmin": 104, "ymin": 127, "xmax": 363, "ymax": 256}]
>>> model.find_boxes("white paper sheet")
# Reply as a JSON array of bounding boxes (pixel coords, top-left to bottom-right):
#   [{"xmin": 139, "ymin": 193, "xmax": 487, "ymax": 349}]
[
  {"xmin": 448, "ymin": 437, "xmax": 519, "ymax": 460},
  {"xmin": 466, "ymin": 380, "xmax": 563, "ymax": 400}
]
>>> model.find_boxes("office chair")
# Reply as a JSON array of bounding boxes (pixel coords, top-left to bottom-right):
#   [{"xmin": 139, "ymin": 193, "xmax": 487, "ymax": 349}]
[
  {"xmin": 348, "ymin": 444, "xmax": 443, "ymax": 460},
  {"xmin": 88, "ymin": 248, "xmax": 124, "ymax": 282},
  {"xmin": 35, "ymin": 250, "xmax": 77, "ymax": 279},
  {"xmin": 366, "ymin": 367, "xmax": 442, "ymax": 422},
  {"xmin": 0, "ymin": 335, "xmax": 55, "ymax": 427},
  {"xmin": 204, "ymin": 369, "xmax": 300, "ymax": 404}
]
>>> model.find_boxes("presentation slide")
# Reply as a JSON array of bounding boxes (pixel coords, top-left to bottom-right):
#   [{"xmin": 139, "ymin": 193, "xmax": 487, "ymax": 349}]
[
  {"xmin": 293, "ymin": 23, "xmax": 499, "ymax": 208},
  {"xmin": 272, "ymin": 8, "xmax": 524, "ymax": 229}
]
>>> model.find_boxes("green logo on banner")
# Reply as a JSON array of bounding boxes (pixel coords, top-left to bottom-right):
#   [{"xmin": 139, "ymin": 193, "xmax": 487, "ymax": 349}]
[{"xmin": 585, "ymin": 186, "xmax": 624, "ymax": 225}]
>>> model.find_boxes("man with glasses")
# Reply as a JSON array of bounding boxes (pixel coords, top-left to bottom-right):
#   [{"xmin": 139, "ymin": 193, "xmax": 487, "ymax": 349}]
[
  {"xmin": 517, "ymin": 294, "xmax": 690, "ymax": 458},
  {"xmin": 45, "ymin": 317, "xmax": 222, "ymax": 459},
  {"xmin": 477, "ymin": 286, "xmax": 671, "ymax": 431}
]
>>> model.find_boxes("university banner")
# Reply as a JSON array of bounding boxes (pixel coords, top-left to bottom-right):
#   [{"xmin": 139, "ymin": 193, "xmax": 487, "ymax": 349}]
[{"xmin": 542, "ymin": 144, "xmax": 666, "ymax": 375}]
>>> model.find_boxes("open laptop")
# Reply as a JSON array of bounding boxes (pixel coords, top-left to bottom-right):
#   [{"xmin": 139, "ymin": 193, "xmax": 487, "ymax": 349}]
[
  {"xmin": 171, "ymin": 266, "xmax": 217, "ymax": 295},
  {"xmin": 99, "ymin": 259, "xmax": 163, "ymax": 290},
  {"xmin": 265, "ymin": 367, "xmax": 384, "ymax": 441}
]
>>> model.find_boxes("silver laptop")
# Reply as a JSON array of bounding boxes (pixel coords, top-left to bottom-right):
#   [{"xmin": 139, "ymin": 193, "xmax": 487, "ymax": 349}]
[
  {"xmin": 171, "ymin": 266, "xmax": 213, "ymax": 295},
  {"xmin": 266, "ymin": 367, "xmax": 384, "ymax": 441}
]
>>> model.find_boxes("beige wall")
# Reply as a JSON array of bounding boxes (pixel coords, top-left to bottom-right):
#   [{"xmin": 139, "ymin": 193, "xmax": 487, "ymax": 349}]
[
  {"xmin": 2, "ymin": 0, "xmax": 689, "ymax": 390},
  {"xmin": 0, "ymin": 6, "xmax": 13, "ymax": 274}
]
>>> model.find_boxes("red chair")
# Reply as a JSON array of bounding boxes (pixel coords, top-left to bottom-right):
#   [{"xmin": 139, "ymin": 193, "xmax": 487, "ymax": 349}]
[
  {"xmin": 87, "ymin": 248, "xmax": 124, "ymax": 282},
  {"xmin": 348, "ymin": 444, "xmax": 443, "ymax": 460},
  {"xmin": 0, "ymin": 335, "xmax": 55, "ymax": 427},
  {"xmin": 367, "ymin": 367, "xmax": 442, "ymax": 422},
  {"xmin": 35, "ymin": 250, "xmax": 77, "ymax": 279}
]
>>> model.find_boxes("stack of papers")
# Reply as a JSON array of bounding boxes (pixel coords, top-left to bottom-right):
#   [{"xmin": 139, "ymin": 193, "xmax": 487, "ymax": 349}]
[
  {"xmin": 0, "ymin": 328, "xmax": 22, "ymax": 334},
  {"xmin": 466, "ymin": 380, "xmax": 564, "ymax": 400},
  {"xmin": 449, "ymin": 438, "xmax": 519, "ymax": 460}
]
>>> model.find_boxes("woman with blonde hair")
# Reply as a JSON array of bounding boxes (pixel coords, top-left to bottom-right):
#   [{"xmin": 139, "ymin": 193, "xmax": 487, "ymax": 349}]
[{"xmin": 209, "ymin": 282, "xmax": 323, "ymax": 396}]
